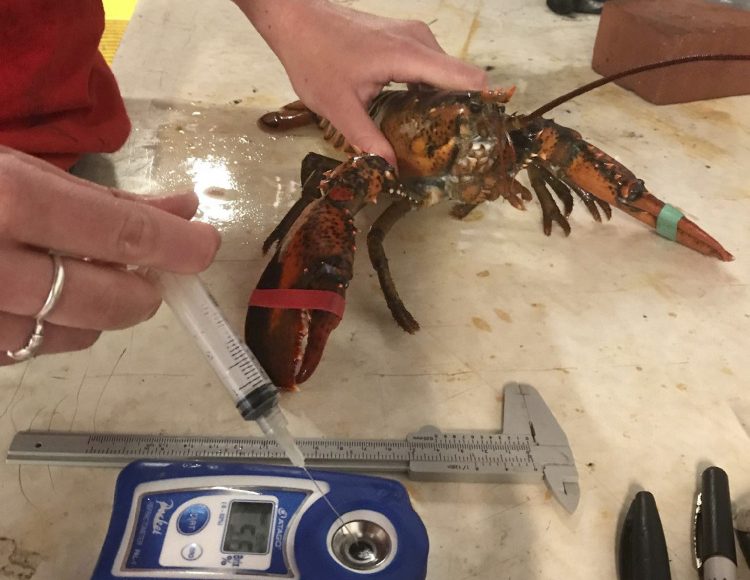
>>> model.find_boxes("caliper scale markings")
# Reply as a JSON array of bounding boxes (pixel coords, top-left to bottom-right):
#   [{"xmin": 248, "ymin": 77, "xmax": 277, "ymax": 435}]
[{"xmin": 8, "ymin": 383, "xmax": 579, "ymax": 512}]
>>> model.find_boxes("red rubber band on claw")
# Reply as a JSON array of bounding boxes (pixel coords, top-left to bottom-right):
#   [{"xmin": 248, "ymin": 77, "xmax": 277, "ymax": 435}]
[{"xmin": 249, "ymin": 289, "xmax": 346, "ymax": 319}]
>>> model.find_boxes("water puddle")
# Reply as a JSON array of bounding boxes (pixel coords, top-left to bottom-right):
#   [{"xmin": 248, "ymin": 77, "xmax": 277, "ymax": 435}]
[{"xmin": 151, "ymin": 101, "xmax": 332, "ymax": 255}]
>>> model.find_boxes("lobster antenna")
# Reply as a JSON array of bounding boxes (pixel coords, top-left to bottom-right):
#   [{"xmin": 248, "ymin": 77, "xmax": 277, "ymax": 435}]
[{"xmin": 527, "ymin": 54, "xmax": 750, "ymax": 119}]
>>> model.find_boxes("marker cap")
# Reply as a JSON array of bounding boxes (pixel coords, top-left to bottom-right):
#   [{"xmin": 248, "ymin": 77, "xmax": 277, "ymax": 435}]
[
  {"xmin": 619, "ymin": 491, "xmax": 671, "ymax": 580},
  {"xmin": 696, "ymin": 466, "xmax": 737, "ymax": 566}
]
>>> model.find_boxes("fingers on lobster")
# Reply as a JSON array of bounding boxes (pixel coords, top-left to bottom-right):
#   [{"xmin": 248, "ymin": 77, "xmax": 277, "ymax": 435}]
[
  {"xmin": 534, "ymin": 121, "xmax": 733, "ymax": 261},
  {"xmin": 258, "ymin": 101, "xmax": 318, "ymax": 132},
  {"xmin": 480, "ymin": 87, "xmax": 517, "ymax": 104},
  {"xmin": 367, "ymin": 199, "xmax": 419, "ymax": 333}
]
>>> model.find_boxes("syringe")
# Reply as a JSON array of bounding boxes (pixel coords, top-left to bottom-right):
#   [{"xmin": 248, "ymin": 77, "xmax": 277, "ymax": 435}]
[{"xmin": 153, "ymin": 271, "xmax": 305, "ymax": 468}]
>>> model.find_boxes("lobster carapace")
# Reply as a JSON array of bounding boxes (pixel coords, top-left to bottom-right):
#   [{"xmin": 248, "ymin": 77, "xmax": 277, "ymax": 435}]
[{"xmin": 246, "ymin": 55, "xmax": 747, "ymax": 390}]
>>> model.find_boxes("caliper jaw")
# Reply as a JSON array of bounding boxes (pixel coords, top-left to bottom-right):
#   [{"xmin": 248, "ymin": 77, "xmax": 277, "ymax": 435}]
[{"xmin": 505, "ymin": 382, "xmax": 580, "ymax": 513}]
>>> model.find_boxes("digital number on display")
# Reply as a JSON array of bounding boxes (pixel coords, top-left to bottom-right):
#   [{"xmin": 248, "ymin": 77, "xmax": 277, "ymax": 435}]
[{"xmin": 222, "ymin": 501, "xmax": 274, "ymax": 554}]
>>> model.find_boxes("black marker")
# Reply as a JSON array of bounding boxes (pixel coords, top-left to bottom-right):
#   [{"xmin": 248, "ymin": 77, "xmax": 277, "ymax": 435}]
[
  {"xmin": 619, "ymin": 491, "xmax": 671, "ymax": 580},
  {"xmin": 695, "ymin": 466, "xmax": 736, "ymax": 580},
  {"xmin": 735, "ymin": 507, "xmax": 750, "ymax": 572}
]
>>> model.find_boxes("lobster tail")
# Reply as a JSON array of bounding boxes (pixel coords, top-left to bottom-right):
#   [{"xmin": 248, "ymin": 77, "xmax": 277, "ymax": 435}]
[
  {"xmin": 526, "ymin": 119, "xmax": 733, "ymax": 261},
  {"xmin": 257, "ymin": 100, "xmax": 318, "ymax": 132}
]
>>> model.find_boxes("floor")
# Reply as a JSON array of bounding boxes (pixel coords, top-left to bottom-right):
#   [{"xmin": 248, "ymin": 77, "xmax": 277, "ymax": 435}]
[
  {"xmin": 98, "ymin": 0, "xmax": 138, "ymax": 65},
  {"xmin": 1, "ymin": 0, "xmax": 749, "ymax": 578}
]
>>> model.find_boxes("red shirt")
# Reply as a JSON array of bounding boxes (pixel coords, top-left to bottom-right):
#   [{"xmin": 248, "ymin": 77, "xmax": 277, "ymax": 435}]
[{"xmin": 0, "ymin": 0, "xmax": 131, "ymax": 169}]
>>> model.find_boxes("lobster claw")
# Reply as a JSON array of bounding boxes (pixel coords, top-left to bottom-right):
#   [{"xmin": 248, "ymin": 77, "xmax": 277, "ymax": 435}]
[
  {"xmin": 246, "ymin": 154, "xmax": 397, "ymax": 390},
  {"xmin": 245, "ymin": 197, "xmax": 355, "ymax": 390}
]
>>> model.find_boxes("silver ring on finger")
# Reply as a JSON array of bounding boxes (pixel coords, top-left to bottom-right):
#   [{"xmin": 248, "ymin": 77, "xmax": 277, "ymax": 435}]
[
  {"xmin": 6, "ymin": 253, "xmax": 67, "ymax": 362},
  {"xmin": 36, "ymin": 253, "xmax": 66, "ymax": 319},
  {"xmin": 5, "ymin": 320, "xmax": 45, "ymax": 362}
]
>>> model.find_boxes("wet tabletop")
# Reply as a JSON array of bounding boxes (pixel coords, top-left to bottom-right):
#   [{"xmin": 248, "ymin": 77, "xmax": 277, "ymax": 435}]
[{"xmin": 1, "ymin": 0, "xmax": 749, "ymax": 578}]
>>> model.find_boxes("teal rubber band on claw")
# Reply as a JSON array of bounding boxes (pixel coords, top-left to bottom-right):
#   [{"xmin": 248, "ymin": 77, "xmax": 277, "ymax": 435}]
[{"xmin": 656, "ymin": 204, "xmax": 684, "ymax": 241}]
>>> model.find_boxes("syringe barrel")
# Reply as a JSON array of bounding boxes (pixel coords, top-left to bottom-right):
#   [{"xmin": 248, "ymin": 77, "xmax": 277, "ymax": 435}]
[
  {"xmin": 154, "ymin": 271, "xmax": 305, "ymax": 467},
  {"xmin": 154, "ymin": 271, "xmax": 279, "ymax": 418}
]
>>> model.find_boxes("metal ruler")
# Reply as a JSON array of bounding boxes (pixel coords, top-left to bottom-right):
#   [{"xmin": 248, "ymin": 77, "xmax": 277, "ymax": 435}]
[{"xmin": 7, "ymin": 382, "xmax": 579, "ymax": 512}]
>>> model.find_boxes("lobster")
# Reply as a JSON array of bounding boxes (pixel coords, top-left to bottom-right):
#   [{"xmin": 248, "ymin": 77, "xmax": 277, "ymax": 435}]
[{"xmin": 245, "ymin": 55, "xmax": 748, "ymax": 391}]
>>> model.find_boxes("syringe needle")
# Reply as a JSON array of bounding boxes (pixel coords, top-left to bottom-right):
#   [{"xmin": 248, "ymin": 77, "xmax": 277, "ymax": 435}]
[{"xmin": 256, "ymin": 409, "xmax": 305, "ymax": 468}]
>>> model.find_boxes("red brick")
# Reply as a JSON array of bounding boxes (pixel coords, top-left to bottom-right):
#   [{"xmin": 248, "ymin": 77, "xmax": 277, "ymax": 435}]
[{"xmin": 592, "ymin": 0, "xmax": 750, "ymax": 104}]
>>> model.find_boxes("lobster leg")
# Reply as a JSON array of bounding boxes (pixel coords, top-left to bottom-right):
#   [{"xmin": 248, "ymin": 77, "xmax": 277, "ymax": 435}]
[
  {"xmin": 300, "ymin": 152, "xmax": 342, "ymax": 189},
  {"xmin": 497, "ymin": 178, "xmax": 533, "ymax": 211},
  {"xmin": 367, "ymin": 199, "xmax": 418, "ymax": 333},
  {"xmin": 262, "ymin": 152, "xmax": 341, "ymax": 253},
  {"xmin": 527, "ymin": 164, "xmax": 572, "ymax": 235},
  {"xmin": 529, "ymin": 120, "xmax": 733, "ymax": 261},
  {"xmin": 451, "ymin": 202, "xmax": 480, "ymax": 219},
  {"xmin": 542, "ymin": 170, "xmax": 574, "ymax": 216}
]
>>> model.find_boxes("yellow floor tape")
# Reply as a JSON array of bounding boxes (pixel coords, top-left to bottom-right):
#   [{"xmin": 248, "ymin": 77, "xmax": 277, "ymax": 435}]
[{"xmin": 99, "ymin": 0, "xmax": 138, "ymax": 64}]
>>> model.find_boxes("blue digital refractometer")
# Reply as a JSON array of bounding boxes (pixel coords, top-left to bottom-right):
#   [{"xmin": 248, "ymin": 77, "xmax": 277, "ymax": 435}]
[{"xmin": 91, "ymin": 461, "xmax": 428, "ymax": 580}]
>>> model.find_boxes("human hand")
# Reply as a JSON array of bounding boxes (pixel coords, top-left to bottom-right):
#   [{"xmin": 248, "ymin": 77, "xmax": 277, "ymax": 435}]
[
  {"xmin": 235, "ymin": 0, "xmax": 487, "ymax": 167},
  {"xmin": 0, "ymin": 147, "xmax": 221, "ymax": 365}
]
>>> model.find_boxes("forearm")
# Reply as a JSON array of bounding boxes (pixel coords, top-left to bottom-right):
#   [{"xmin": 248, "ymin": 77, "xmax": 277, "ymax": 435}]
[
  {"xmin": 232, "ymin": 0, "xmax": 308, "ymax": 60},
  {"xmin": 231, "ymin": 0, "xmax": 486, "ymax": 163}
]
